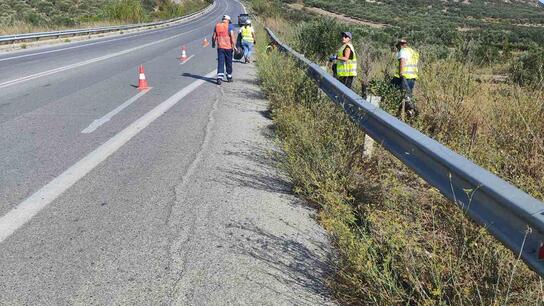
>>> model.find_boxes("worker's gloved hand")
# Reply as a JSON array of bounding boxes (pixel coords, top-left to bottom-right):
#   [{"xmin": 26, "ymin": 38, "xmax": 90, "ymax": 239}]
[{"xmin": 328, "ymin": 55, "xmax": 337, "ymax": 62}]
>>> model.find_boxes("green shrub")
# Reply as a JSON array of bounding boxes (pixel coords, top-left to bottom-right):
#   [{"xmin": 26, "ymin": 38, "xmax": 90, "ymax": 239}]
[
  {"xmin": 104, "ymin": 0, "xmax": 145, "ymax": 23},
  {"xmin": 293, "ymin": 18, "xmax": 348, "ymax": 62},
  {"xmin": 509, "ymin": 48, "xmax": 544, "ymax": 88}
]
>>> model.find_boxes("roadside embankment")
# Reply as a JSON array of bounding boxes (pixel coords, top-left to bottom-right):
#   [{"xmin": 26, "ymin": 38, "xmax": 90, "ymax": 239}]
[{"xmin": 253, "ymin": 18, "xmax": 543, "ymax": 305}]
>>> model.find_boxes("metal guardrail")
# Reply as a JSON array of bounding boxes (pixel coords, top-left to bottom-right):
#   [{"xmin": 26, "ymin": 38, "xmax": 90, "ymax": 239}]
[
  {"xmin": 266, "ymin": 28, "xmax": 544, "ymax": 276},
  {"xmin": 0, "ymin": 1, "xmax": 216, "ymax": 44}
]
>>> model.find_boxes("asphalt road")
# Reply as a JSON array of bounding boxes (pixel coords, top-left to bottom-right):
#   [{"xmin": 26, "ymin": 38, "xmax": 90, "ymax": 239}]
[{"xmin": 0, "ymin": 0, "xmax": 335, "ymax": 304}]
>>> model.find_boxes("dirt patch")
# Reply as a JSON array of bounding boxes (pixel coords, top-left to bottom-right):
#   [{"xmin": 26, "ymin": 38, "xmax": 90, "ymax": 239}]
[{"xmin": 287, "ymin": 3, "xmax": 389, "ymax": 29}]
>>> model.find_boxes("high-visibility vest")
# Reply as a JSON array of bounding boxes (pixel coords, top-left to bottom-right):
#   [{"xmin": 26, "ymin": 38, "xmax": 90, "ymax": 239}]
[
  {"xmin": 336, "ymin": 43, "xmax": 357, "ymax": 77},
  {"xmin": 215, "ymin": 22, "xmax": 233, "ymax": 49},
  {"xmin": 395, "ymin": 47, "xmax": 419, "ymax": 79},
  {"xmin": 241, "ymin": 26, "xmax": 254, "ymax": 43}
]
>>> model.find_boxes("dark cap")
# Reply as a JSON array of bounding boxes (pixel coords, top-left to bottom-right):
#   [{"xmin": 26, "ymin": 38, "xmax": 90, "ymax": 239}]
[
  {"xmin": 341, "ymin": 32, "xmax": 352, "ymax": 39},
  {"xmin": 396, "ymin": 38, "xmax": 408, "ymax": 47}
]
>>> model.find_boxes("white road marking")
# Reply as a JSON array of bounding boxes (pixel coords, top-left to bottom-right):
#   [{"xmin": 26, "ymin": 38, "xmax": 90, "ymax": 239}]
[
  {"xmin": 0, "ymin": 34, "xmax": 149, "ymax": 63},
  {"xmin": 179, "ymin": 54, "xmax": 195, "ymax": 65},
  {"xmin": 81, "ymin": 88, "xmax": 151, "ymax": 134},
  {"xmin": 0, "ymin": 70, "xmax": 216, "ymax": 244},
  {"xmin": 0, "ymin": 25, "xmax": 205, "ymax": 90},
  {"xmin": 239, "ymin": 0, "xmax": 247, "ymax": 13}
]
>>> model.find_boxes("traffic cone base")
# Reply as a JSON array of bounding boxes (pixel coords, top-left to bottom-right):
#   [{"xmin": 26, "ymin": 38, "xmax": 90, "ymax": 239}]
[
  {"xmin": 180, "ymin": 47, "xmax": 188, "ymax": 62},
  {"xmin": 137, "ymin": 65, "xmax": 149, "ymax": 91}
]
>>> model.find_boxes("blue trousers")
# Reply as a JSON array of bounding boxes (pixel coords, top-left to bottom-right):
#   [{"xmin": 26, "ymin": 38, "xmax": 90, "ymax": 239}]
[
  {"xmin": 217, "ymin": 48, "xmax": 233, "ymax": 79},
  {"xmin": 242, "ymin": 41, "xmax": 253, "ymax": 59},
  {"xmin": 391, "ymin": 77, "xmax": 415, "ymax": 97}
]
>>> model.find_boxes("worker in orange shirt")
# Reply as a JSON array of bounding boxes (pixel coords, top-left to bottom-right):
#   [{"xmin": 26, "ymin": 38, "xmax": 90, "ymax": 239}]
[{"xmin": 212, "ymin": 15, "xmax": 238, "ymax": 85}]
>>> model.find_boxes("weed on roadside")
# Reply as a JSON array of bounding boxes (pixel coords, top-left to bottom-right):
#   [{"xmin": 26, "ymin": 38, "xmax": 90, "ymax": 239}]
[{"xmin": 254, "ymin": 20, "xmax": 543, "ymax": 305}]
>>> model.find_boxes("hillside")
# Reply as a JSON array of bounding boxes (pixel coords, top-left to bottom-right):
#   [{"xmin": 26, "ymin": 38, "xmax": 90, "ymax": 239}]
[
  {"xmin": 302, "ymin": 0, "xmax": 544, "ymax": 49},
  {"xmin": 0, "ymin": 0, "xmax": 210, "ymax": 33}
]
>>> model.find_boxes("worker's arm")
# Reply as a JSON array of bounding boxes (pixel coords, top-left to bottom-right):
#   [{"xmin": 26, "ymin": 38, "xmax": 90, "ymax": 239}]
[
  {"xmin": 230, "ymin": 30, "xmax": 237, "ymax": 50},
  {"xmin": 337, "ymin": 47, "xmax": 352, "ymax": 62},
  {"xmin": 399, "ymin": 58, "xmax": 406, "ymax": 77}
]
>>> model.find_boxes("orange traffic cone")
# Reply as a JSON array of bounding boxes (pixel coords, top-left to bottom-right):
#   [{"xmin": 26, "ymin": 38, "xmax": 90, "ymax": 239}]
[
  {"xmin": 202, "ymin": 38, "xmax": 209, "ymax": 48},
  {"xmin": 180, "ymin": 47, "xmax": 188, "ymax": 61},
  {"xmin": 137, "ymin": 65, "xmax": 149, "ymax": 91}
]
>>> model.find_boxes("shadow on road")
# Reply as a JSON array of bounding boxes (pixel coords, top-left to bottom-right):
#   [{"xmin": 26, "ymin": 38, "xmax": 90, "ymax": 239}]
[
  {"xmin": 225, "ymin": 220, "xmax": 334, "ymax": 304},
  {"xmin": 182, "ymin": 72, "xmax": 217, "ymax": 84},
  {"xmin": 218, "ymin": 141, "xmax": 293, "ymax": 196}
]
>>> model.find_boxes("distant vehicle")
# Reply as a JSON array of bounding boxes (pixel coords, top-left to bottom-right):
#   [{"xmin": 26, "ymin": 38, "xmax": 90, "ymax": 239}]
[{"xmin": 238, "ymin": 14, "xmax": 250, "ymax": 27}]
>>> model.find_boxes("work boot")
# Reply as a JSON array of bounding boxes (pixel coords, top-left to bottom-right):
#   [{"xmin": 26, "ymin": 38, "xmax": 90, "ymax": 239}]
[{"xmin": 404, "ymin": 97, "xmax": 418, "ymax": 118}]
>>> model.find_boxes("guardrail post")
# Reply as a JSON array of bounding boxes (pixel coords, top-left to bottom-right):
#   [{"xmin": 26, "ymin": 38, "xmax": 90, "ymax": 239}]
[{"xmin": 363, "ymin": 95, "xmax": 381, "ymax": 158}]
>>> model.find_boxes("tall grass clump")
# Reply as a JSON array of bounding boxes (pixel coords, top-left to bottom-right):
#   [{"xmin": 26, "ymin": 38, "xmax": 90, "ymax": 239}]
[
  {"xmin": 415, "ymin": 59, "xmax": 544, "ymax": 199},
  {"xmin": 255, "ymin": 17, "xmax": 543, "ymax": 305},
  {"xmin": 104, "ymin": 0, "xmax": 145, "ymax": 23}
]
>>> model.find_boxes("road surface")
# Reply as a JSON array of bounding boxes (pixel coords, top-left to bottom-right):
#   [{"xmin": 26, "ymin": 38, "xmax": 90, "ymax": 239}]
[{"xmin": 0, "ymin": 0, "xmax": 335, "ymax": 304}]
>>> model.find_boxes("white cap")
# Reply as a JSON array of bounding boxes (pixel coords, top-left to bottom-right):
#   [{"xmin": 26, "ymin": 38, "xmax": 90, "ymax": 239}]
[
  {"xmin": 245, "ymin": 19, "xmax": 251, "ymax": 25},
  {"xmin": 222, "ymin": 15, "xmax": 231, "ymax": 21}
]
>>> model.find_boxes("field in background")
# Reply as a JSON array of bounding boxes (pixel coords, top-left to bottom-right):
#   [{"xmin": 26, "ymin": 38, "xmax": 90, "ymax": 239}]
[
  {"xmin": 249, "ymin": 0, "xmax": 544, "ymax": 304},
  {"xmin": 0, "ymin": 0, "xmax": 211, "ymax": 35}
]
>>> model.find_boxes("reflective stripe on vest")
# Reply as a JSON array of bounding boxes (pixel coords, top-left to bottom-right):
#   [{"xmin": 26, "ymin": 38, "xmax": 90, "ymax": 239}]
[
  {"xmin": 215, "ymin": 23, "xmax": 232, "ymax": 49},
  {"xmin": 241, "ymin": 26, "xmax": 254, "ymax": 43},
  {"xmin": 336, "ymin": 43, "xmax": 357, "ymax": 77},
  {"xmin": 395, "ymin": 47, "xmax": 419, "ymax": 79}
]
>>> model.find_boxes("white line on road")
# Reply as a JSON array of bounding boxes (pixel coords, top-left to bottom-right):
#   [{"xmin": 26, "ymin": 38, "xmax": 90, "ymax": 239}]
[
  {"xmin": 0, "ymin": 25, "xmax": 205, "ymax": 90},
  {"xmin": 0, "ymin": 70, "xmax": 216, "ymax": 244},
  {"xmin": 81, "ymin": 88, "xmax": 151, "ymax": 134},
  {"xmin": 0, "ymin": 34, "xmax": 150, "ymax": 63},
  {"xmin": 239, "ymin": 0, "xmax": 248, "ymax": 13},
  {"xmin": 179, "ymin": 54, "xmax": 195, "ymax": 65}
]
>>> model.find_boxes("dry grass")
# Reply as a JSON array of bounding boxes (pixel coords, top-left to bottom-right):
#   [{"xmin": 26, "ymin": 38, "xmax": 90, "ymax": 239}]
[
  {"xmin": 415, "ymin": 60, "xmax": 544, "ymax": 199},
  {"xmin": 254, "ymin": 15, "xmax": 544, "ymax": 305}
]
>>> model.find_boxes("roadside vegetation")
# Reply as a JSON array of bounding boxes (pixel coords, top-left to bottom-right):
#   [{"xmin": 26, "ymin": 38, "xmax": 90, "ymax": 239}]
[
  {"xmin": 0, "ymin": 0, "xmax": 211, "ymax": 35},
  {"xmin": 249, "ymin": 0, "xmax": 544, "ymax": 304}
]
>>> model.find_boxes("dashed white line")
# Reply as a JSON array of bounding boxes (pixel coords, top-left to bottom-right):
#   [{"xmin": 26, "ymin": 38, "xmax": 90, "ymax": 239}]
[
  {"xmin": 179, "ymin": 54, "xmax": 195, "ymax": 65},
  {"xmin": 0, "ymin": 34, "xmax": 148, "ymax": 63},
  {"xmin": 81, "ymin": 88, "xmax": 151, "ymax": 134},
  {"xmin": 0, "ymin": 70, "xmax": 216, "ymax": 244},
  {"xmin": 0, "ymin": 25, "xmax": 205, "ymax": 90}
]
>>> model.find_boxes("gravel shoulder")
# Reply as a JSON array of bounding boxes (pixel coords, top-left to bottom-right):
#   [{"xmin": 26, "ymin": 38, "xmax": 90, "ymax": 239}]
[{"xmin": 165, "ymin": 61, "xmax": 337, "ymax": 305}]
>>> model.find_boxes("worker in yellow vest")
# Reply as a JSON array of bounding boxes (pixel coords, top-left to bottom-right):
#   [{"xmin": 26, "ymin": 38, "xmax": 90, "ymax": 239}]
[
  {"xmin": 329, "ymin": 32, "xmax": 357, "ymax": 89},
  {"xmin": 391, "ymin": 38, "xmax": 419, "ymax": 116},
  {"xmin": 238, "ymin": 19, "xmax": 256, "ymax": 63}
]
